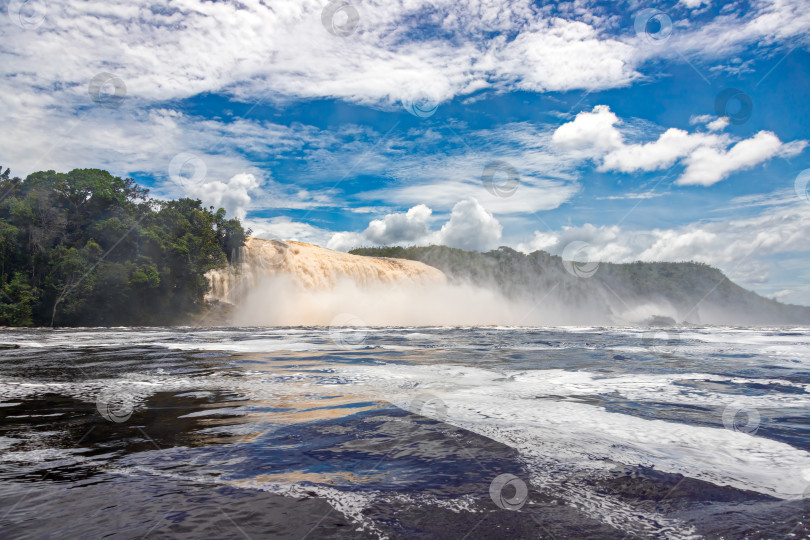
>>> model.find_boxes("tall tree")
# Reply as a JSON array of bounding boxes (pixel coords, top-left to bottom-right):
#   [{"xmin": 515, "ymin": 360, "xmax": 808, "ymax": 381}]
[{"xmin": 0, "ymin": 168, "xmax": 247, "ymax": 326}]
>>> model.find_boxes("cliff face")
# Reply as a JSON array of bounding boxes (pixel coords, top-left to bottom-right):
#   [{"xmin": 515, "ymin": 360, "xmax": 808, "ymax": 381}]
[
  {"xmin": 203, "ymin": 240, "xmax": 809, "ymax": 327},
  {"xmin": 205, "ymin": 238, "xmax": 446, "ymax": 305}
]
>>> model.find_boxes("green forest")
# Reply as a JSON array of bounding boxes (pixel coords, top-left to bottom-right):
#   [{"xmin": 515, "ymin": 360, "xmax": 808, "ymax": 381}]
[
  {"xmin": 0, "ymin": 167, "xmax": 248, "ymax": 326},
  {"xmin": 351, "ymin": 245, "xmax": 810, "ymax": 325}
]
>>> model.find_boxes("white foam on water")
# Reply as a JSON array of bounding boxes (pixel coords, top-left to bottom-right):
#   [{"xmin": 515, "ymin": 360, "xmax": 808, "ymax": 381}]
[
  {"xmin": 340, "ymin": 364, "xmax": 810, "ymax": 409},
  {"xmin": 401, "ymin": 332, "xmax": 438, "ymax": 339},
  {"xmin": 2, "ymin": 327, "xmax": 809, "ymax": 538},
  {"xmin": 177, "ymin": 407, "xmax": 250, "ymax": 418},
  {"xmin": 112, "ymin": 462, "xmax": 432, "ymax": 539},
  {"xmin": 0, "ymin": 447, "xmax": 95, "ymax": 465},
  {"xmin": 150, "ymin": 339, "xmax": 331, "ymax": 353},
  {"xmin": 0, "ymin": 435, "xmax": 20, "ymax": 451},
  {"xmin": 319, "ymin": 361, "xmax": 807, "ymax": 538},
  {"xmin": 331, "ymin": 363, "xmax": 810, "ymax": 500}
]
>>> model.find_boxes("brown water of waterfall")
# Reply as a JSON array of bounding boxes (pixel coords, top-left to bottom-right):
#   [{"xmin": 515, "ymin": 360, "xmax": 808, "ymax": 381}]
[
  {"xmin": 204, "ymin": 239, "xmax": 554, "ymax": 327},
  {"xmin": 206, "ymin": 239, "xmax": 445, "ymax": 302}
]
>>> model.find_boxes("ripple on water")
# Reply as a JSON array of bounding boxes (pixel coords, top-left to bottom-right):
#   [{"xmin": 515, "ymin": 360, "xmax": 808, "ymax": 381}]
[{"xmin": 0, "ymin": 326, "xmax": 808, "ymax": 538}]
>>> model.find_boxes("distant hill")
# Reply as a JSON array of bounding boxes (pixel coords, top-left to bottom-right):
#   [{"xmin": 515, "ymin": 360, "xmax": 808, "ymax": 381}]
[{"xmin": 350, "ymin": 245, "xmax": 810, "ymax": 326}]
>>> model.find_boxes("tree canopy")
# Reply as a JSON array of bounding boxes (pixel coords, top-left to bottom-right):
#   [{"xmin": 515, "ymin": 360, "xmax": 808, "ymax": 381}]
[{"xmin": 0, "ymin": 167, "xmax": 248, "ymax": 326}]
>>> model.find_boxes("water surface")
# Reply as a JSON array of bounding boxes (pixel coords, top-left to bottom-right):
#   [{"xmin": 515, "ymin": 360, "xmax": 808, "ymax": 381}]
[{"xmin": 1, "ymin": 326, "xmax": 809, "ymax": 539}]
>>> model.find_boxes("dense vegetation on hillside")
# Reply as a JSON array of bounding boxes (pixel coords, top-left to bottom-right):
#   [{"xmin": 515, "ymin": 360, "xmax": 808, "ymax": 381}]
[
  {"xmin": 352, "ymin": 245, "xmax": 810, "ymax": 325},
  {"xmin": 0, "ymin": 167, "xmax": 248, "ymax": 326}
]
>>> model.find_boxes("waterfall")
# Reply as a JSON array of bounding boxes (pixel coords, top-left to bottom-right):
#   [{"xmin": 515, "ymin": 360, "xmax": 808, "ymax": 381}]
[
  {"xmin": 202, "ymin": 239, "xmax": 599, "ymax": 327},
  {"xmin": 205, "ymin": 238, "xmax": 447, "ymax": 306}
]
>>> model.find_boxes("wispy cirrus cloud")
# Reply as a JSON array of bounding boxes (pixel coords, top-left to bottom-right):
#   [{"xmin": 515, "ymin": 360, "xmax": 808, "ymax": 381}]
[
  {"xmin": 4, "ymin": 0, "xmax": 809, "ymax": 113},
  {"xmin": 2, "ymin": 0, "xmax": 809, "ymax": 305}
]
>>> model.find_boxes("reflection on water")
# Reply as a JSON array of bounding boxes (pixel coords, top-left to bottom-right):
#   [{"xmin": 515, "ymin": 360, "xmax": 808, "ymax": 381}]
[{"xmin": 0, "ymin": 327, "xmax": 808, "ymax": 539}]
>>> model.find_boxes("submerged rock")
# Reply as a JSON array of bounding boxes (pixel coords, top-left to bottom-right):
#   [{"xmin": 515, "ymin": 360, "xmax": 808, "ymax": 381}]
[{"xmin": 641, "ymin": 315, "xmax": 679, "ymax": 327}]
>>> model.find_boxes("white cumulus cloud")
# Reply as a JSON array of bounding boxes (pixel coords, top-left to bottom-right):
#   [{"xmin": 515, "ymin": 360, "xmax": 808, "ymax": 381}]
[
  {"xmin": 189, "ymin": 173, "xmax": 260, "ymax": 220},
  {"xmin": 364, "ymin": 204, "xmax": 433, "ymax": 245},
  {"xmin": 327, "ymin": 198, "xmax": 502, "ymax": 252},
  {"xmin": 551, "ymin": 105, "xmax": 622, "ymax": 157},
  {"xmin": 553, "ymin": 106, "xmax": 806, "ymax": 186},
  {"xmin": 706, "ymin": 117, "xmax": 730, "ymax": 132},
  {"xmin": 678, "ymin": 131, "xmax": 806, "ymax": 186},
  {"xmin": 435, "ymin": 198, "xmax": 503, "ymax": 251},
  {"xmin": 679, "ymin": 0, "xmax": 709, "ymax": 8},
  {"xmin": 601, "ymin": 128, "xmax": 725, "ymax": 173}
]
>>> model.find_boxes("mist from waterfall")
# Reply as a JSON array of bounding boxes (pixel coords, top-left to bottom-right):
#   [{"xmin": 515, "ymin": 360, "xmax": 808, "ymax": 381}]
[
  {"xmin": 205, "ymin": 238, "xmax": 798, "ymax": 327},
  {"xmin": 204, "ymin": 238, "xmax": 598, "ymax": 326}
]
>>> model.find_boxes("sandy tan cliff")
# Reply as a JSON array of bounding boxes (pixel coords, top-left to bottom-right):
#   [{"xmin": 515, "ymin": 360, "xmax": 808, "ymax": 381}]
[{"xmin": 205, "ymin": 238, "xmax": 446, "ymax": 305}]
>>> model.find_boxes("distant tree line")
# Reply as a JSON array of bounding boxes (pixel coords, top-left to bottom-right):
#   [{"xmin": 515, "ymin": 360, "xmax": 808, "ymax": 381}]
[
  {"xmin": 351, "ymin": 245, "xmax": 810, "ymax": 325},
  {"xmin": 0, "ymin": 167, "xmax": 248, "ymax": 326}
]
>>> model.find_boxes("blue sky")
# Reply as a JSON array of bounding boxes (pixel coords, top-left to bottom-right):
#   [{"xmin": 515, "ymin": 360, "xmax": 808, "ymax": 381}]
[{"xmin": 1, "ymin": 0, "xmax": 809, "ymax": 303}]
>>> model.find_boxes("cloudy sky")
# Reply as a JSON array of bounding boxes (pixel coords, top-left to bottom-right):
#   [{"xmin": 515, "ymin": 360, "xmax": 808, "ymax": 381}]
[{"xmin": 2, "ymin": 0, "xmax": 810, "ymax": 304}]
